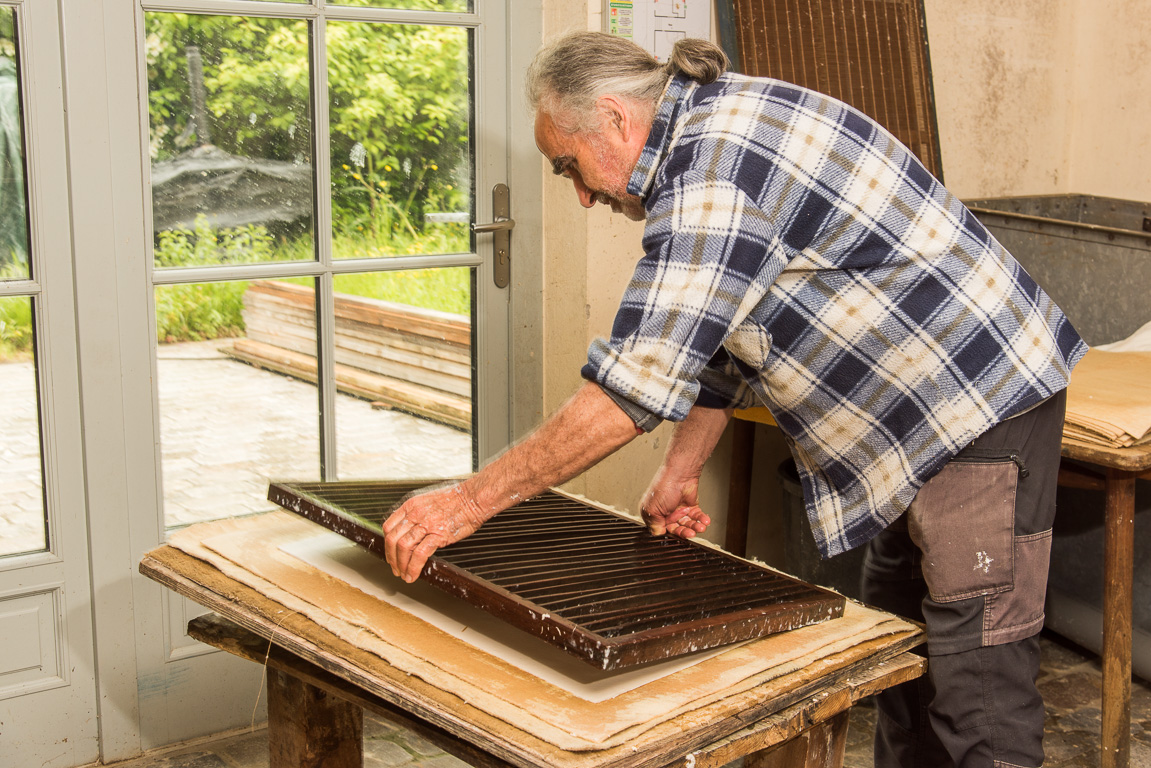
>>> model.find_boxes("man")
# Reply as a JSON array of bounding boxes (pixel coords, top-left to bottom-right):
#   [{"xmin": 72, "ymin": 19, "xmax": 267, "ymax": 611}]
[{"xmin": 384, "ymin": 32, "xmax": 1086, "ymax": 768}]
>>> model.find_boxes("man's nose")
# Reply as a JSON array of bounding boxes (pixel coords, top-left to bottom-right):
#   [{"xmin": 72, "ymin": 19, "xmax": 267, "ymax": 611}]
[{"xmin": 572, "ymin": 176, "xmax": 596, "ymax": 208}]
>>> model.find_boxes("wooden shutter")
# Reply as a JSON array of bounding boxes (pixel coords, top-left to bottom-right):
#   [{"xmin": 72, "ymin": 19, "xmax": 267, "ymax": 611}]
[{"xmin": 719, "ymin": 0, "xmax": 944, "ymax": 179}]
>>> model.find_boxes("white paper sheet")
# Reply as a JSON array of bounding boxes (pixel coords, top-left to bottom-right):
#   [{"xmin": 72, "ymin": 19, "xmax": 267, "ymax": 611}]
[{"xmin": 280, "ymin": 532, "xmax": 743, "ymax": 702}]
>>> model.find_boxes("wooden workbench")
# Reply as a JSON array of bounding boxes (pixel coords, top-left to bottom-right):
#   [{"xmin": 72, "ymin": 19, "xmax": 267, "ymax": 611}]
[{"xmin": 139, "ymin": 519, "xmax": 925, "ymax": 768}]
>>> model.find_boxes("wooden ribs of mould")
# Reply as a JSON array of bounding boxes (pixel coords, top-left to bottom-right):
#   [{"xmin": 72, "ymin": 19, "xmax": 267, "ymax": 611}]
[{"xmin": 268, "ymin": 479, "xmax": 846, "ymax": 670}]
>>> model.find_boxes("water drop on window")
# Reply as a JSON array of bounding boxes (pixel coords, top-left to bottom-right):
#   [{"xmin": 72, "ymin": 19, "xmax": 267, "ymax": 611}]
[{"xmin": 350, "ymin": 142, "xmax": 366, "ymax": 168}]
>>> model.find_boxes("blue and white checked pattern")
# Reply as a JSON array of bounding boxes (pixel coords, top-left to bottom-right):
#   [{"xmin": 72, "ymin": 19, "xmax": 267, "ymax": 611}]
[{"xmin": 582, "ymin": 74, "xmax": 1086, "ymax": 557}]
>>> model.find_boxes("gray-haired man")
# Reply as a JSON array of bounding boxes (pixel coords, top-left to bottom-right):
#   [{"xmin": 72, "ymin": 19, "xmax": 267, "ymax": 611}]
[{"xmin": 384, "ymin": 32, "xmax": 1085, "ymax": 767}]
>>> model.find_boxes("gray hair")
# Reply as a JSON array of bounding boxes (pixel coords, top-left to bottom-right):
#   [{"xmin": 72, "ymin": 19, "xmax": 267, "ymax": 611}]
[{"xmin": 525, "ymin": 32, "xmax": 729, "ymax": 134}]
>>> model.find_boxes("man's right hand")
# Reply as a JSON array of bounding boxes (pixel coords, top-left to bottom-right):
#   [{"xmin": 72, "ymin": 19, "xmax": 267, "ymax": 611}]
[{"xmin": 382, "ymin": 482, "xmax": 489, "ymax": 583}]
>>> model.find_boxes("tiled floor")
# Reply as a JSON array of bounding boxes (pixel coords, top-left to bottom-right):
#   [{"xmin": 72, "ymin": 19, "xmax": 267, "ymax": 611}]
[{"xmin": 104, "ymin": 632, "xmax": 1150, "ymax": 768}]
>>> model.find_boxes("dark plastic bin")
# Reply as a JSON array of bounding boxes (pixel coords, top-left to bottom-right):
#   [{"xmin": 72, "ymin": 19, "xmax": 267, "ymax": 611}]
[{"xmin": 778, "ymin": 459, "xmax": 866, "ymax": 600}]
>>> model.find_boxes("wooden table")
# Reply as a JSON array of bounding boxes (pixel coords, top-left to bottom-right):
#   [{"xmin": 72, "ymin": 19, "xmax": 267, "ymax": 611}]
[
  {"xmin": 1056, "ymin": 438, "xmax": 1151, "ymax": 768},
  {"xmin": 140, "ymin": 537, "xmax": 924, "ymax": 768},
  {"xmin": 725, "ymin": 409, "xmax": 1151, "ymax": 768}
]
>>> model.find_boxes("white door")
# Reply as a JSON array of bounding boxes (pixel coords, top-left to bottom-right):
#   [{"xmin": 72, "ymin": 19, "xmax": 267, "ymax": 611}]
[
  {"xmin": 0, "ymin": 1, "xmax": 99, "ymax": 766},
  {"xmin": 53, "ymin": 0, "xmax": 535, "ymax": 762}
]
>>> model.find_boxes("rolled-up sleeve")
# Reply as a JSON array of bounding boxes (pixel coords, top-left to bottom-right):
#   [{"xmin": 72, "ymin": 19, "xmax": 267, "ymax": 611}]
[{"xmin": 582, "ymin": 166, "xmax": 785, "ymax": 422}]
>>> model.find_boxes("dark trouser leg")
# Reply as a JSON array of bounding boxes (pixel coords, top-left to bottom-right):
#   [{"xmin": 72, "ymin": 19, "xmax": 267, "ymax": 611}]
[
  {"xmin": 862, "ymin": 390, "xmax": 1066, "ymax": 768},
  {"xmin": 862, "ymin": 521, "xmax": 954, "ymax": 768},
  {"xmin": 926, "ymin": 639, "xmax": 1044, "ymax": 766}
]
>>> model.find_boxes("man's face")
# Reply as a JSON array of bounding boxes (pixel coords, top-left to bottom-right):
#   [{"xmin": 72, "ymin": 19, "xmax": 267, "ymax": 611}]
[{"xmin": 534, "ymin": 110, "xmax": 647, "ymax": 222}]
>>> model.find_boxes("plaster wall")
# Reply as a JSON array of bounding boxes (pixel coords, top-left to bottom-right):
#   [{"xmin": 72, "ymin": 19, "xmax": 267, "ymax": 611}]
[
  {"xmin": 923, "ymin": 0, "xmax": 1151, "ymax": 202},
  {"xmin": 1064, "ymin": 0, "xmax": 1151, "ymax": 200},
  {"xmin": 529, "ymin": 0, "xmax": 1151, "ymax": 554}
]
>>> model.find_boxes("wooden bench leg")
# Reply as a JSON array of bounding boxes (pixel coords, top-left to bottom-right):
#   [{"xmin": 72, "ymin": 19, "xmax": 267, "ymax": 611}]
[
  {"xmin": 744, "ymin": 710, "xmax": 850, "ymax": 768},
  {"xmin": 1101, "ymin": 470, "xmax": 1136, "ymax": 768},
  {"xmin": 268, "ymin": 666, "xmax": 364, "ymax": 768}
]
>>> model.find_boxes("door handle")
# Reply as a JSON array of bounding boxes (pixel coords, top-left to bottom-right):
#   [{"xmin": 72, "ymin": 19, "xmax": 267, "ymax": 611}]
[
  {"xmin": 472, "ymin": 184, "xmax": 514, "ymax": 288},
  {"xmin": 472, "ymin": 218, "xmax": 515, "ymax": 234}
]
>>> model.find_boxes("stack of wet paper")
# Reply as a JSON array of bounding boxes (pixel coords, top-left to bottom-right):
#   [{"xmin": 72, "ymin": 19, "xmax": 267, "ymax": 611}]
[{"xmin": 1063, "ymin": 349, "xmax": 1151, "ymax": 449}]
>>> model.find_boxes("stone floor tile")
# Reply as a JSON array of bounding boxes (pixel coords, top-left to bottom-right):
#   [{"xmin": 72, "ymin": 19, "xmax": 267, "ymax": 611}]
[
  {"xmin": 391, "ymin": 727, "xmax": 445, "ymax": 758},
  {"xmin": 364, "ymin": 737, "xmax": 414, "ymax": 767},
  {"xmin": 212, "ymin": 731, "xmax": 269, "ymax": 767},
  {"xmin": 1040, "ymin": 669, "xmax": 1103, "ymax": 711},
  {"xmin": 1043, "ymin": 726, "xmax": 1098, "ymax": 764},
  {"xmin": 409, "ymin": 755, "xmax": 471, "ymax": 768}
]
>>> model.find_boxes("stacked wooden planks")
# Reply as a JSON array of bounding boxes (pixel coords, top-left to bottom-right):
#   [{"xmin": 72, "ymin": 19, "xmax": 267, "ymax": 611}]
[{"xmin": 225, "ymin": 280, "xmax": 471, "ymax": 430}]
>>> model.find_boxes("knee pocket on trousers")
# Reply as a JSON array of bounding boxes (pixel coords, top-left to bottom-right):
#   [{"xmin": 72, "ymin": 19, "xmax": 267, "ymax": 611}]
[{"xmin": 908, "ymin": 459, "xmax": 1018, "ymax": 602}]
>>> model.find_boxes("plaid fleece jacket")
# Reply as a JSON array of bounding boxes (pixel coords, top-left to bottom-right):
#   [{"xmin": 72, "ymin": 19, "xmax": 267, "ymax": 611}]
[{"xmin": 582, "ymin": 73, "xmax": 1086, "ymax": 557}]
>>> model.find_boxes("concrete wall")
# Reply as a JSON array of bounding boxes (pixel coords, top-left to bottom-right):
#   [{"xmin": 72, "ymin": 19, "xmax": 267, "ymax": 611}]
[{"xmin": 528, "ymin": 0, "xmax": 1151, "ymax": 558}]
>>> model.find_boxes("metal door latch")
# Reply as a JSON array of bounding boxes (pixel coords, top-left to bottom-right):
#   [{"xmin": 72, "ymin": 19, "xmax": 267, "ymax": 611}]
[{"xmin": 472, "ymin": 184, "xmax": 515, "ymax": 288}]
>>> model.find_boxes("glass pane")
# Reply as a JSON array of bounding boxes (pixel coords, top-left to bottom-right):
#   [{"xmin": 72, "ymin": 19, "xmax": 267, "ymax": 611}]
[
  {"xmin": 328, "ymin": 21, "xmax": 471, "ymax": 259},
  {"xmin": 0, "ymin": 296, "xmax": 46, "ymax": 556},
  {"xmin": 0, "ymin": 9, "xmax": 30, "ymax": 281},
  {"xmin": 156, "ymin": 279, "xmax": 320, "ymax": 530},
  {"xmin": 146, "ymin": 13, "xmax": 314, "ymax": 268},
  {"xmin": 329, "ymin": 0, "xmax": 471, "ymax": 12},
  {"xmin": 332, "ymin": 268, "xmax": 474, "ymax": 479}
]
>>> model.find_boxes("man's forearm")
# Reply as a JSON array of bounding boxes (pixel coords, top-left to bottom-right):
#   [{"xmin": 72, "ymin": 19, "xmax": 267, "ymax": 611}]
[
  {"xmin": 663, "ymin": 404, "xmax": 734, "ymax": 478},
  {"xmin": 460, "ymin": 381, "xmax": 640, "ymax": 520}
]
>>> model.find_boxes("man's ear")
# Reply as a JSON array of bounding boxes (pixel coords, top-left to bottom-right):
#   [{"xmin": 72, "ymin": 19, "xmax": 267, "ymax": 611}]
[{"xmin": 595, "ymin": 94, "xmax": 632, "ymax": 141}]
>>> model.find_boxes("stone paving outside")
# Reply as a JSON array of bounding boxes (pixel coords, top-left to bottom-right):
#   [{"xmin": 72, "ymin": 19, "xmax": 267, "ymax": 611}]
[{"xmin": 0, "ymin": 339, "xmax": 471, "ymax": 555}]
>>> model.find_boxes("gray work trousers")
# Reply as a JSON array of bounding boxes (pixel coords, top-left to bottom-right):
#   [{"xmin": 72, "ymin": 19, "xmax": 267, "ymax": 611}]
[{"xmin": 861, "ymin": 389, "xmax": 1067, "ymax": 768}]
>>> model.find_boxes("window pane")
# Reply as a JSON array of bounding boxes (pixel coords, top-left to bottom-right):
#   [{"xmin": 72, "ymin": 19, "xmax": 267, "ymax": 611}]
[
  {"xmin": 328, "ymin": 21, "xmax": 471, "ymax": 259},
  {"xmin": 157, "ymin": 280, "xmax": 320, "ymax": 529},
  {"xmin": 332, "ymin": 268, "xmax": 474, "ymax": 479},
  {"xmin": 0, "ymin": 9, "xmax": 30, "ymax": 282},
  {"xmin": 146, "ymin": 13, "xmax": 314, "ymax": 268},
  {"xmin": 0, "ymin": 296, "xmax": 46, "ymax": 556},
  {"xmin": 329, "ymin": 0, "xmax": 472, "ymax": 12}
]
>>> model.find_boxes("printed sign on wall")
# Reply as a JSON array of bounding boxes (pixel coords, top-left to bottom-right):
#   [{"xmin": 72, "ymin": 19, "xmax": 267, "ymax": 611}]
[{"xmin": 604, "ymin": 0, "xmax": 712, "ymax": 62}]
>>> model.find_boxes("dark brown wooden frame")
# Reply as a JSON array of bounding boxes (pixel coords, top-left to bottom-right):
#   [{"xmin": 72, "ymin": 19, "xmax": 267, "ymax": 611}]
[{"xmin": 269, "ymin": 480, "xmax": 845, "ymax": 671}]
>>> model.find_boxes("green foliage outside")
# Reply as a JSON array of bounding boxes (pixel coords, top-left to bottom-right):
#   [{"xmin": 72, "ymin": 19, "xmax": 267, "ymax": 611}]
[
  {"xmin": 145, "ymin": 9, "xmax": 470, "ymax": 245},
  {"xmin": 154, "ymin": 216, "xmax": 269, "ymax": 343},
  {"xmin": 0, "ymin": 287, "xmax": 33, "ymax": 362},
  {"xmin": 141, "ymin": 8, "xmax": 473, "ymax": 344},
  {"xmin": 153, "ymin": 215, "xmax": 469, "ymax": 346}
]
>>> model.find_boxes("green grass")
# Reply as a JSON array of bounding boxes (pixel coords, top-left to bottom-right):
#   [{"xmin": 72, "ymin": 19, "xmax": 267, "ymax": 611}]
[
  {"xmin": 334, "ymin": 267, "xmax": 470, "ymax": 316},
  {"xmin": 0, "ymin": 294, "xmax": 33, "ymax": 362}
]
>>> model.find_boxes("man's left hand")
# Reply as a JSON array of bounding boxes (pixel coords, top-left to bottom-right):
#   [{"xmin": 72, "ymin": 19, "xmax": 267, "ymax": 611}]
[{"xmin": 640, "ymin": 475, "xmax": 711, "ymax": 539}]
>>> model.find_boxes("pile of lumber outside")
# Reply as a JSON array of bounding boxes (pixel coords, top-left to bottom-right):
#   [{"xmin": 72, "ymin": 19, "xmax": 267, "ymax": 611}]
[{"xmin": 224, "ymin": 280, "xmax": 471, "ymax": 430}]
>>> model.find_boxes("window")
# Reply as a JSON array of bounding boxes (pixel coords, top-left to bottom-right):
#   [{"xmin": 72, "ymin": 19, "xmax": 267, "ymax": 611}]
[{"xmin": 145, "ymin": 7, "xmax": 480, "ymax": 530}]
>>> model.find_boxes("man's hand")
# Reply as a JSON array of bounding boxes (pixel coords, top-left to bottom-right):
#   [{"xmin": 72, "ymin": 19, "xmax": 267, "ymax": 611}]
[
  {"xmin": 640, "ymin": 474, "xmax": 711, "ymax": 539},
  {"xmin": 382, "ymin": 483, "xmax": 489, "ymax": 583},
  {"xmin": 638, "ymin": 404, "xmax": 731, "ymax": 539}
]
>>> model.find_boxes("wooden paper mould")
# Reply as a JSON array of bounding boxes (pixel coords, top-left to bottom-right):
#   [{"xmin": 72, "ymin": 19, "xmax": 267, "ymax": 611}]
[{"xmin": 268, "ymin": 479, "xmax": 845, "ymax": 670}]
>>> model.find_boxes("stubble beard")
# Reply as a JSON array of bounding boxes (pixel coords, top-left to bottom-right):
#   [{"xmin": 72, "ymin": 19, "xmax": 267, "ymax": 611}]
[{"xmin": 586, "ymin": 134, "xmax": 646, "ymax": 221}]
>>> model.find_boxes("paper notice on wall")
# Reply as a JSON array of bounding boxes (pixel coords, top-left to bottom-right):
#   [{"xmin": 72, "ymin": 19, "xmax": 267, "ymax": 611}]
[{"xmin": 604, "ymin": 0, "xmax": 712, "ymax": 62}]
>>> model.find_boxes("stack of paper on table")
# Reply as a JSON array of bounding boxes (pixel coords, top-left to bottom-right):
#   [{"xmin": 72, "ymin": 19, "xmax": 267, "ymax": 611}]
[
  {"xmin": 1064, "ymin": 349, "xmax": 1151, "ymax": 449},
  {"xmin": 159, "ymin": 511, "xmax": 920, "ymax": 752}
]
